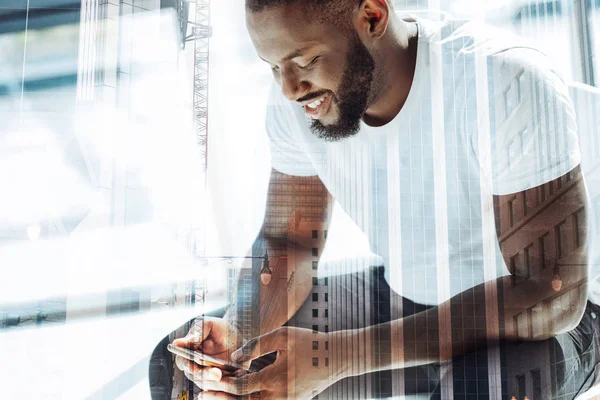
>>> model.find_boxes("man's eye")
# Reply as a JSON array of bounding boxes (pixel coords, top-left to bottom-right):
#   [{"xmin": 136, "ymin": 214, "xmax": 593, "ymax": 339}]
[{"xmin": 300, "ymin": 56, "xmax": 320, "ymax": 69}]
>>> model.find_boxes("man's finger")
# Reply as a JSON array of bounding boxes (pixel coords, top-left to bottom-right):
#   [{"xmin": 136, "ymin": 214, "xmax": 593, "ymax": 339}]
[
  {"xmin": 188, "ymin": 360, "xmax": 223, "ymax": 381},
  {"xmin": 173, "ymin": 318, "xmax": 214, "ymax": 349},
  {"xmin": 175, "ymin": 357, "xmax": 223, "ymax": 381},
  {"xmin": 231, "ymin": 328, "xmax": 288, "ymax": 363},
  {"xmin": 199, "ymin": 369, "xmax": 267, "ymax": 396},
  {"xmin": 175, "ymin": 355, "xmax": 187, "ymax": 372}
]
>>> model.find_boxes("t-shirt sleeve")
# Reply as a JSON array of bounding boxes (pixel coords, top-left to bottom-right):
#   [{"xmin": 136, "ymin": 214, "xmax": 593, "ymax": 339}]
[
  {"xmin": 265, "ymin": 82, "xmax": 317, "ymax": 177},
  {"xmin": 472, "ymin": 48, "xmax": 581, "ymax": 195}
]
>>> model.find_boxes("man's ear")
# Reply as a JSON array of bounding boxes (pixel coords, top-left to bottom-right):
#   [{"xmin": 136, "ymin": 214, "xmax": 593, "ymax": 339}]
[{"xmin": 355, "ymin": 0, "xmax": 390, "ymax": 40}]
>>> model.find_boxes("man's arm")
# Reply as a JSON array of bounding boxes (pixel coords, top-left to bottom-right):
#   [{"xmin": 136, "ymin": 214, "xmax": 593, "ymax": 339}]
[
  {"xmin": 334, "ymin": 167, "xmax": 588, "ymax": 377},
  {"xmin": 225, "ymin": 168, "xmax": 333, "ymax": 336}
]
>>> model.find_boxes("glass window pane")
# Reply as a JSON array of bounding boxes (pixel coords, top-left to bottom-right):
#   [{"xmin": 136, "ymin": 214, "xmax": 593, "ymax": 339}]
[{"xmin": 437, "ymin": 0, "xmax": 575, "ymax": 80}]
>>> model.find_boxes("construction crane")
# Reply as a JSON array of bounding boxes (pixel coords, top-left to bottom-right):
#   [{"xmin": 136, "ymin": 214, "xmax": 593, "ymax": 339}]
[
  {"xmin": 180, "ymin": 0, "xmax": 211, "ymax": 172},
  {"xmin": 160, "ymin": 2, "xmax": 211, "ymax": 399},
  {"xmin": 174, "ymin": 0, "xmax": 211, "ymax": 305}
]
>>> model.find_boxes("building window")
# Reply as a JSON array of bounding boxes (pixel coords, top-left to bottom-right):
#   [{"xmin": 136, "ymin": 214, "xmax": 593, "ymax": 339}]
[
  {"xmin": 324, "ymin": 230, "xmax": 328, "ymax": 239},
  {"xmin": 532, "ymin": 369, "xmax": 542, "ymax": 400},
  {"xmin": 540, "ymin": 184, "xmax": 546, "ymax": 202},
  {"xmin": 312, "ymin": 357, "xmax": 319, "ymax": 367},
  {"xmin": 312, "ymin": 230, "xmax": 318, "ymax": 239},
  {"xmin": 312, "ymin": 309, "xmax": 318, "ymax": 318},
  {"xmin": 325, "ymin": 325, "xmax": 329, "ymax": 333},
  {"xmin": 516, "ymin": 374, "xmax": 526, "ymax": 400},
  {"xmin": 312, "ymin": 325, "xmax": 318, "ymax": 333},
  {"xmin": 508, "ymin": 198, "xmax": 515, "ymax": 228},
  {"xmin": 527, "ymin": 308, "xmax": 534, "ymax": 339},
  {"xmin": 312, "ymin": 341, "xmax": 318, "ymax": 350},
  {"xmin": 539, "ymin": 233, "xmax": 551, "ymax": 269},
  {"xmin": 325, "ymin": 357, "xmax": 329, "ymax": 367},
  {"xmin": 324, "ymin": 293, "xmax": 328, "ymax": 302},
  {"xmin": 312, "ymin": 277, "xmax": 318, "ymax": 286},
  {"xmin": 312, "ymin": 261, "xmax": 318, "ymax": 270},
  {"xmin": 324, "ymin": 277, "xmax": 328, "ymax": 286},
  {"xmin": 556, "ymin": 221, "xmax": 569, "ymax": 258},
  {"xmin": 312, "ymin": 248, "xmax": 318, "ymax": 257},
  {"xmin": 325, "ymin": 341, "xmax": 328, "ymax": 350},
  {"xmin": 312, "ymin": 293, "xmax": 318, "ymax": 302},
  {"xmin": 324, "ymin": 309, "xmax": 328, "ymax": 318},
  {"xmin": 524, "ymin": 245, "xmax": 534, "ymax": 278},
  {"xmin": 510, "ymin": 255, "xmax": 519, "ymax": 287},
  {"xmin": 516, "ymin": 70, "xmax": 525, "ymax": 102},
  {"xmin": 504, "ymin": 85, "xmax": 513, "ymax": 119},
  {"xmin": 575, "ymin": 208, "xmax": 587, "ymax": 249},
  {"xmin": 557, "ymin": 175, "xmax": 563, "ymax": 189}
]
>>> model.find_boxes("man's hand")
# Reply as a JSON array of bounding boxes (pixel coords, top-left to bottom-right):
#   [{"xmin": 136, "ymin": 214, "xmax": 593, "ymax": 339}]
[
  {"xmin": 173, "ymin": 317, "xmax": 244, "ymax": 388},
  {"xmin": 195, "ymin": 327, "xmax": 339, "ymax": 400}
]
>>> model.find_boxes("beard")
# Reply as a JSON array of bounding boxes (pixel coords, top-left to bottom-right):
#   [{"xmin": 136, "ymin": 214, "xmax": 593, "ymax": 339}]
[{"xmin": 309, "ymin": 32, "xmax": 376, "ymax": 142}]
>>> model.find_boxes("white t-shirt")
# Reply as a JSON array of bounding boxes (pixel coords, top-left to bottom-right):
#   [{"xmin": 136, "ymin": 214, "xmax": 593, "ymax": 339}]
[{"xmin": 265, "ymin": 16, "xmax": 581, "ymax": 306}]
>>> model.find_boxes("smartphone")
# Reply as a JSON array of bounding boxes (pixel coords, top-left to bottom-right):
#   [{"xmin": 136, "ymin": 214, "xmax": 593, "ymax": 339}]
[{"xmin": 167, "ymin": 344, "xmax": 249, "ymax": 373}]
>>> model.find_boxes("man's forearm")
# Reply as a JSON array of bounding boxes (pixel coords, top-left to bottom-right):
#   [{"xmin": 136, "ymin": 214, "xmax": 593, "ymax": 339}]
[
  {"xmin": 224, "ymin": 237, "xmax": 316, "ymax": 336},
  {"xmin": 333, "ymin": 269, "xmax": 587, "ymax": 378},
  {"xmin": 257, "ymin": 241, "xmax": 316, "ymax": 334}
]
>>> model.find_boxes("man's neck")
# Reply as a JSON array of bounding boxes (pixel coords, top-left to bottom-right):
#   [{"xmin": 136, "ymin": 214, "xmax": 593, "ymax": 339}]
[{"xmin": 362, "ymin": 19, "xmax": 419, "ymax": 128}]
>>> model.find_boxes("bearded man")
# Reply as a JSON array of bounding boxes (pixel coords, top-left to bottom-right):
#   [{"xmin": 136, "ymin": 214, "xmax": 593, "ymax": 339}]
[{"xmin": 171, "ymin": 1, "xmax": 600, "ymax": 399}]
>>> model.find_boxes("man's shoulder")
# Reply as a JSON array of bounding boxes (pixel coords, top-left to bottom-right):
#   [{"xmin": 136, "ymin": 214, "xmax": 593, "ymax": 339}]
[
  {"xmin": 420, "ymin": 17, "xmax": 565, "ymax": 101},
  {"xmin": 418, "ymin": 16, "xmax": 547, "ymax": 68}
]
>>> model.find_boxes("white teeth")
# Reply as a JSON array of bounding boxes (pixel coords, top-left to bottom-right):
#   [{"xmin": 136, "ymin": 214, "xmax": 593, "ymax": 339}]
[{"xmin": 307, "ymin": 94, "xmax": 327, "ymax": 110}]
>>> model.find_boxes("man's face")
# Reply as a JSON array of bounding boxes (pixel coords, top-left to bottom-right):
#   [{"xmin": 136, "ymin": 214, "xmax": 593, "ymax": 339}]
[{"xmin": 247, "ymin": 4, "xmax": 376, "ymax": 141}]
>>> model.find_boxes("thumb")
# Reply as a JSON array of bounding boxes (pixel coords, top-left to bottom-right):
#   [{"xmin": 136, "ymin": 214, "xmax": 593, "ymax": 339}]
[
  {"xmin": 173, "ymin": 319, "xmax": 213, "ymax": 349},
  {"xmin": 231, "ymin": 328, "xmax": 288, "ymax": 363}
]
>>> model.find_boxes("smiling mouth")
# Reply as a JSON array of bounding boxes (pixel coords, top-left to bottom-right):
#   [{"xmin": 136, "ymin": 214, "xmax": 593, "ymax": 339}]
[{"xmin": 303, "ymin": 93, "xmax": 332, "ymax": 120}]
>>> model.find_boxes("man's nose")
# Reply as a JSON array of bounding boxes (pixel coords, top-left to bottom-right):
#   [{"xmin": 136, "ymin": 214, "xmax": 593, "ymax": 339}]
[{"xmin": 280, "ymin": 68, "xmax": 309, "ymax": 102}]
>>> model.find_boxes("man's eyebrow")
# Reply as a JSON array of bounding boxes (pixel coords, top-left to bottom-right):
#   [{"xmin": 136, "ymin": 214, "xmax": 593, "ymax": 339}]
[{"xmin": 259, "ymin": 45, "xmax": 315, "ymax": 64}]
